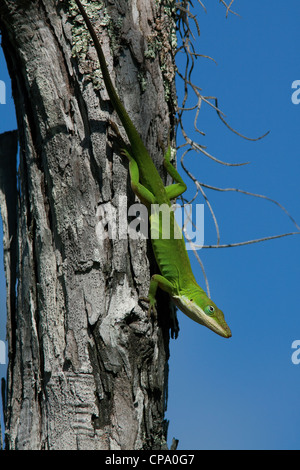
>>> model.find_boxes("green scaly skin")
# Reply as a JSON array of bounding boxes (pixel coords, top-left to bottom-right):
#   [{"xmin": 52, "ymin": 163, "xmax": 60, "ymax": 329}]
[{"xmin": 74, "ymin": 0, "xmax": 231, "ymax": 338}]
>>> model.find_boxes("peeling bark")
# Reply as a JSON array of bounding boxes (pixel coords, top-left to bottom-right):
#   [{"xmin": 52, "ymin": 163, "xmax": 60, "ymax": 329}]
[{"xmin": 0, "ymin": 0, "xmax": 177, "ymax": 450}]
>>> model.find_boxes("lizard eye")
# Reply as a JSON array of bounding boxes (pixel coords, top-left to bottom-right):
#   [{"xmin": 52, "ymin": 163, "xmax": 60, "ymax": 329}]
[{"xmin": 205, "ymin": 305, "xmax": 215, "ymax": 316}]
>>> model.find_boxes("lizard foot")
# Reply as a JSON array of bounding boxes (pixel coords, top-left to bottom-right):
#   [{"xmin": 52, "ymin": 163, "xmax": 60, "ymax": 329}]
[{"xmin": 139, "ymin": 296, "xmax": 157, "ymax": 319}]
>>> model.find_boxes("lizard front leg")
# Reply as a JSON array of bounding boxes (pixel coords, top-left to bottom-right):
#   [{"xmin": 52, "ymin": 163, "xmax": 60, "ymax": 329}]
[
  {"xmin": 163, "ymin": 146, "xmax": 187, "ymax": 201},
  {"xmin": 140, "ymin": 274, "xmax": 175, "ymax": 317}
]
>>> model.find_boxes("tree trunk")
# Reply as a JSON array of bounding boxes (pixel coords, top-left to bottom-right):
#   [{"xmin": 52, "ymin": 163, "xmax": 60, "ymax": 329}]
[{"xmin": 0, "ymin": 0, "xmax": 177, "ymax": 450}]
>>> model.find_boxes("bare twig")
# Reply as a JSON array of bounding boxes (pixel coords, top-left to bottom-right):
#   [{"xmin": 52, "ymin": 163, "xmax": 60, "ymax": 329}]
[
  {"xmin": 201, "ymin": 232, "xmax": 300, "ymax": 249},
  {"xmin": 198, "ymin": 182, "xmax": 300, "ymax": 232},
  {"xmin": 218, "ymin": 0, "xmax": 239, "ymax": 18},
  {"xmin": 179, "ymin": 123, "xmax": 249, "ymax": 166},
  {"xmin": 214, "ymin": 98, "xmax": 270, "ymax": 141}
]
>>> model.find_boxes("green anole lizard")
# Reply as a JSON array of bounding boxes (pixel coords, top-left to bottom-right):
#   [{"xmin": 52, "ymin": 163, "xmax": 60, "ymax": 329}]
[{"xmin": 74, "ymin": 0, "xmax": 231, "ymax": 338}]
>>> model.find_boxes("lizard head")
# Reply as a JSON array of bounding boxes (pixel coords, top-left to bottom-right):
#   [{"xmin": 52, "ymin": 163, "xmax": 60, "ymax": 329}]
[{"xmin": 173, "ymin": 291, "xmax": 232, "ymax": 338}]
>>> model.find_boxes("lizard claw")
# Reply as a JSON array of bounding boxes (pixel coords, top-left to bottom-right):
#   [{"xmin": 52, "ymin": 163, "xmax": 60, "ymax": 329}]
[{"xmin": 139, "ymin": 296, "xmax": 157, "ymax": 319}]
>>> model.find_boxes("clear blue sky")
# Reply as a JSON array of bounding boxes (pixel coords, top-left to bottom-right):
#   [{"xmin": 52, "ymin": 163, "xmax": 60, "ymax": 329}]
[{"xmin": 1, "ymin": 0, "xmax": 300, "ymax": 450}]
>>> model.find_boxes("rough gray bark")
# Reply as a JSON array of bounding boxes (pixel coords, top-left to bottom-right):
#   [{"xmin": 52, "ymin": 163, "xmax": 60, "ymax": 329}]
[{"xmin": 0, "ymin": 0, "xmax": 177, "ymax": 450}]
